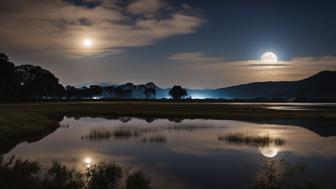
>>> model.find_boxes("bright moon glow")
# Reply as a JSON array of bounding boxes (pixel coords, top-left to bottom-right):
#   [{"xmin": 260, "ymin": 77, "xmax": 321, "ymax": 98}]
[
  {"xmin": 261, "ymin": 52, "xmax": 278, "ymax": 64},
  {"xmin": 83, "ymin": 38, "xmax": 93, "ymax": 48},
  {"xmin": 259, "ymin": 146, "xmax": 279, "ymax": 158},
  {"xmin": 83, "ymin": 157, "xmax": 93, "ymax": 167}
]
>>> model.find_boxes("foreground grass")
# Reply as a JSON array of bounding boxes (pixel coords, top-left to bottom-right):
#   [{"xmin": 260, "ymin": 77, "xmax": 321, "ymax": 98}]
[
  {"xmin": 0, "ymin": 156, "xmax": 151, "ymax": 189},
  {"xmin": 0, "ymin": 101, "xmax": 336, "ymax": 153},
  {"xmin": 0, "ymin": 156, "xmax": 327, "ymax": 189}
]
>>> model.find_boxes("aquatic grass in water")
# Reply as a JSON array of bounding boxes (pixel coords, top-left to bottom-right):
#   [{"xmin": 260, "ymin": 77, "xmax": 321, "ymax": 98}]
[
  {"xmin": 81, "ymin": 128, "xmax": 114, "ymax": 141},
  {"xmin": 81, "ymin": 122, "xmax": 220, "ymax": 142},
  {"xmin": 81, "ymin": 128, "xmax": 140, "ymax": 141},
  {"xmin": 81, "ymin": 126, "xmax": 159, "ymax": 141},
  {"xmin": 219, "ymin": 133, "xmax": 285, "ymax": 147}
]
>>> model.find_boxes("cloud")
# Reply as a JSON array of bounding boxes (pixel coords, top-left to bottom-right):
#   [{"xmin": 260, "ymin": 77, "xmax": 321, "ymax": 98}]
[
  {"xmin": 245, "ymin": 64, "xmax": 289, "ymax": 67},
  {"xmin": 0, "ymin": 0, "xmax": 203, "ymax": 57},
  {"xmin": 127, "ymin": 0, "xmax": 164, "ymax": 15},
  {"xmin": 169, "ymin": 52, "xmax": 224, "ymax": 64},
  {"xmin": 166, "ymin": 52, "xmax": 336, "ymax": 88},
  {"xmin": 169, "ymin": 52, "xmax": 335, "ymax": 70}
]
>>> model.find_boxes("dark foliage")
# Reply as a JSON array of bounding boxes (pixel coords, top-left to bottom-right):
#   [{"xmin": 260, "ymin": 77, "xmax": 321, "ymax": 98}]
[
  {"xmin": 0, "ymin": 52, "xmax": 63, "ymax": 102},
  {"xmin": 15, "ymin": 65, "xmax": 64, "ymax": 100},
  {"xmin": 65, "ymin": 85, "xmax": 103, "ymax": 99},
  {"xmin": 86, "ymin": 162, "xmax": 123, "ymax": 189},
  {"xmin": 95, "ymin": 82, "xmax": 157, "ymax": 99},
  {"xmin": 0, "ymin": 156, "xmax": 151, "ymax": 189},
  {"xmin": 43, "ymin": 162, "xmax": 84, "ymax": 189},
  {"xmin": 253, "ymin": 158, "xmax": 327, "ymax": 189},
  {"xmin": 126, "ymin": 171, "xmax": 151, "ymax": 189},
  {"xmin": 0, "ymin": 53, "xmax": 16, "ymax": 102},
  {"xmin": 169, "ymin": 85, "xmax": 187, "ymax": 100},
  {"xmin": 0, "ymin": 156, "xmax": 46, "ymax": 189}
]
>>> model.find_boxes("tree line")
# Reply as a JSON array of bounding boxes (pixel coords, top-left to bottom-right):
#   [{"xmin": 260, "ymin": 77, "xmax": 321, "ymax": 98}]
[{"xmin": 0, "ymin": 53, "xmax": 188, "ymax": 102}]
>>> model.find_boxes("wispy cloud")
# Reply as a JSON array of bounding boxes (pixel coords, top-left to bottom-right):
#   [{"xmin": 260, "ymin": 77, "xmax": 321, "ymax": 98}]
[
  {"xmin": 0, "ymin": 0, "xmax": 203, "ymax": 57},
  {"xmin": 245, "ymin": 64, "xmax": 289, "ymax": 67},
  {"xmin": 169, "ymin": 52, "xmax": 224, "ymax": 64},
  {"xmin": 127, "ymin": 0, "xmax": 165, "ymax": 15}
]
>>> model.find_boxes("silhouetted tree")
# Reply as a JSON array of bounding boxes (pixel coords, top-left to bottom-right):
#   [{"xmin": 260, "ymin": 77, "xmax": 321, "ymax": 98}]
[
  {"xmin": 0, "ymin": 53, "xmax": 16, "ymax": 102},
  {"xmin": 126, "ymin": 171, "xmax": 151, "ymax": 189},
  {"xmin": 0, "ymin": 53, "xmax": 65, "ymax": 102},
  {"xmin": 144, "ymin": 82, "xmax": 156, "ymax": 99},
  {"xmin": 15, "ymin": 65, "xmax": 63, "ymax": 100},
  {"xmin": 169, "ymin": 85, "xmax": 187, "ymax": 100},
  {"xmin": 89, "ymin": 85, "xmax": 103, "ymax": 97},
  {"xmin": 0, "ymin": 53, "xmax": 9, "ymax": 61}
]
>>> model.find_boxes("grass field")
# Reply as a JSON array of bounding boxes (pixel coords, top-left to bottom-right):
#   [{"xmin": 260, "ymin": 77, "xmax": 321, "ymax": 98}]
[{"xmin": 0, "ymin": 101, "xmax": 336, "ymax": 153}]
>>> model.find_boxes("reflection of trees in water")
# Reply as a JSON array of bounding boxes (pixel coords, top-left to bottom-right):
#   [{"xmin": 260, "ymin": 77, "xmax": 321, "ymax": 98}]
[
  {"xmin": 168, "ymin": 118, "xmax": 183, "ymax": 123},
  {"xmin": 119, "ymin": 116, "xmax": 132, "ymax": 123},
  {"xmin": 144, "ymin": 117, "xmax": 155, "ymax": 123},
  {"xmin": 253, "ymin": 158, "xmax": 327, "ymax": 189}
]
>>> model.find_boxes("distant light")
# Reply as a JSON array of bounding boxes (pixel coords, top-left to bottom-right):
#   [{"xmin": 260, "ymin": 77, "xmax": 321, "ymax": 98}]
[
  {"xmin": 190, "ymin": 94, "xmax": 207, "ymax": 99},
  {"xmin": 83, "ymin": 38, "xmax": 93, "ymax": 48}
]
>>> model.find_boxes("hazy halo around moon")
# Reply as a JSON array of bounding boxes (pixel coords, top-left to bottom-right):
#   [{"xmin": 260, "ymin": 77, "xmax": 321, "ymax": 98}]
[
  {"xmin": 261, "ymin": 52, "xmax": 278, "ymax": 64},
  {"xmin": 83, "ymin": 38, "xmax": 93, "ymax": 48}
]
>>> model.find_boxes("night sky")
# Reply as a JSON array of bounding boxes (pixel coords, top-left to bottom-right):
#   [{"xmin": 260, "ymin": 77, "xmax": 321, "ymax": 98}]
[{"xmin": 1, "ymin": 0, "xmax": 336, "ymax": 88}]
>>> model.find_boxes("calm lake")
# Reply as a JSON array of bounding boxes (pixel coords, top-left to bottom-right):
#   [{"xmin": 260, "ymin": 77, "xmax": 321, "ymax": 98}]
[{"xmin": 6, "ymin": 116, "xmax": 336, "ymax": 189}]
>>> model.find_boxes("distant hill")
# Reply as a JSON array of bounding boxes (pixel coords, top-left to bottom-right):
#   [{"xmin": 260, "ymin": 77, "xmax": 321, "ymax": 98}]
[
  {"xmin": 98, "ymin": 71, "xmax": 336, "ymax": 99},
  {"xmin": 85, "ymin": 71, "xmax": 336, "ymax": 100},
  {"xmin": 208, "ymin": 71, "xmax": 336, "ymax": 99}
]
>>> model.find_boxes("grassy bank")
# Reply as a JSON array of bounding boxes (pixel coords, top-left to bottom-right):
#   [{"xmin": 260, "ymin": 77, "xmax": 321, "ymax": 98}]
[{"xmin": 0, "ymin": 101, "xmax": 336, "ymax": 153}]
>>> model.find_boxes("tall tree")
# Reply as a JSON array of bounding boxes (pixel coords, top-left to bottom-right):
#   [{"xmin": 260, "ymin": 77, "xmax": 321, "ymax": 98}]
[
  {"xmin": 15, "ymin": 65, "xmax": 63, "ymax": 100},
  {"xmin": 169, "ymin": 85, "xmax": 187, "ymax": 100},
  {"xmin": 0, "ymin": 53, "xmax": 16, "ymax": 102}
]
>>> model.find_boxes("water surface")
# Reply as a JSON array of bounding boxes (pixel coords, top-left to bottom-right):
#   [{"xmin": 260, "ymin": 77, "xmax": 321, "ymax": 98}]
[{"xmin": 6, "ymin": 117, "xmax": 336, "ymax": 189}]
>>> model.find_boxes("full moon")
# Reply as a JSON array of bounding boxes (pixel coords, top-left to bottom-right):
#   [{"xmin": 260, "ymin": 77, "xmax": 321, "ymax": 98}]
[
  {"xmin": 83, "ymin": 38, "xmax": 93, "ymax": 48},
  {"xmin": 261, "ymin": 52, "xmax": 277, "ymax": 64},
  {"xmin": 259, "ymin": 146, "xmax": 279, "ymax": 158}
]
